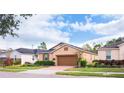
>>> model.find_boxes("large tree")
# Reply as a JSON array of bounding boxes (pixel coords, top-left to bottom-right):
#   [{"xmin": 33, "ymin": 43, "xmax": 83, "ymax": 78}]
[
  {"xmin": 82, "ymin": 44, "xmax": 92, "ymax": 51},
  {"xmin": 83, "ymin": 43, "xmax": 103, "ymax": 53},
  {"xmin": 0, "ymin": 14, "xmax": 32, "ymax": 38},
  {"xmin": 38, "ymin": 42, "xmax": 47, "ymax": 50},
  {"xmin": 105, "ymin": 37, "xmax": 124, "ymax": 46},
  {"xmin": 93, "ymin": 43, "xmax": 103, "ymax": 53}
]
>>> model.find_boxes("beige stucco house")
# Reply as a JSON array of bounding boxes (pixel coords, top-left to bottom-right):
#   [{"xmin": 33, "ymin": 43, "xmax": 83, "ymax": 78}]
[
  {"xmin": 38, "ymin": 42, "xmax": 97, "ymax": 66},
  {"xmin": 98, "ymin": 41, "xmax": 124, "ymax": 60}
]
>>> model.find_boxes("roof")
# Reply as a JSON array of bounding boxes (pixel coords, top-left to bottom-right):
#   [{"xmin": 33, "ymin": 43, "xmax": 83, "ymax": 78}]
[
  {"xmin": 16, "ymin": 48, "xmax": 49, "ymax": 54},
  {"xmin": 100, "ymin": 41, "xmax": 124, "ymax": 49},
  {"xmin": 49, "ymin": 42, "xmax": 96, "ymax": 55}
]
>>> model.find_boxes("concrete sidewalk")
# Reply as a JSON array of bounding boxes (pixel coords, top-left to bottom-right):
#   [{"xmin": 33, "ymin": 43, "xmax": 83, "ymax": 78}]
[{"xmin": 63, "ymin": 71, "xmax": 124, "ymax": 74}]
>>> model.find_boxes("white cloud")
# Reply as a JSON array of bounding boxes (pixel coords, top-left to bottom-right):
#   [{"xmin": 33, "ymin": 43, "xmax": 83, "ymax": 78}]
[
  {"xmin": 82, "ymin": 32, "xmax": 124, "ymax": 47},
  {"xmin": 70, "ymin": 15, "xmax": 124, "ymax": 35},
  {"xmin": 0, "ymin": 14, "xmax": 70, "ymax": 49}
]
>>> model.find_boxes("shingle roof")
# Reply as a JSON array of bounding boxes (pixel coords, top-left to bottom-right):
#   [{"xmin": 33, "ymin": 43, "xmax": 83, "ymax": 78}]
[
  {"xmin": 49, "ymin": 42, "xmax": 96, "ymax": 54},
  {"xmin": 16, "ymin": 48, "xmax": 49, "ymax": 54},
  {"xmin": 102, "ymin": 41, "xmax": 124, "ymax": 48}
]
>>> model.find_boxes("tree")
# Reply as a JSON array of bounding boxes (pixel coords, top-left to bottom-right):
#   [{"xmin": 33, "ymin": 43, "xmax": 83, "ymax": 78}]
[
  {"xmin": 83, "ymin": 43, "xmax": 103, "ymax": 53},
  {"xmin": 106, "ymin": 39, "xmax": 116, "ymax": 46},
  {"xmin": 93, "ymin": 43, "xmax": 103, "ymax": 53},
  {"xmin": 105, "ymin": 37, "xmax": 124, "ymax": 46},
  {"xmin": 38, "ymin": 42, "xmax": 47, "ymax": 50},
  {"xmin": 82, "ymin": 44, "xmax": 92, "ymax": 51},
  {"xmin": 0, "ymin": 14, "xmax": 32, "ymax": 38}
]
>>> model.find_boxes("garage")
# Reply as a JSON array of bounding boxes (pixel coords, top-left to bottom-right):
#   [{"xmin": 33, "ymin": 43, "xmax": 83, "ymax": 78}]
[{"xmin": 57, "ymin": 55, "xmax": 78, "ymax": 66}]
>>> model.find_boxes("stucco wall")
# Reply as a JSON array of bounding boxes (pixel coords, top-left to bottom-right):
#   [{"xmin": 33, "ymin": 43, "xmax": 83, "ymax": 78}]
[
  {"xmin": 81, "ymin": 52, "xmax": 96, "ymax": 64},
  {"xmin": 119, "ymin": 44, "xmax": 124, "ymax": 60},
  {"xmin": 111, "ymin": 50, "xmax": 119, "ymax": 60},
  {"xmin": 0, "ymin": 51, "xmax": 21, "ymax": 58},
  {"xmin": 98, "ymin": 50, "xmax": 106, "ymax": 60},
  {"xmin": 49, "ymin": 45, "xmax": 80, "ymax": 65},
  {"xmin": 52, "ymin": 44, "xmax": 65, "ymax": 50},
  {"xmin": 38, "ymin": 54, "xmax": 43, "ymax": 60},
  {"xmin": 98, "ymin": 49, "xmax": 119, "ymax": 60},
  {"xmin": 21, "ymin": 54, "xmax": 37, "ymax": 65}
]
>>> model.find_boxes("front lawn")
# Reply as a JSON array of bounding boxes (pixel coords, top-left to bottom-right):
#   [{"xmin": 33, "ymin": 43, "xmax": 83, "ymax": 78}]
[
  {"xmin": 56, "ymin": 67, "xmax": 124, "ymax": 78},
  {"xmin": 56, "ymin": 72, "xmax": 124, "ymax": 78},
  {"xmin": 65, "ymin": 67, "xmax": 124, "ymax": 72},
  {"xmin": 0, "ymin": 65, "xmax": 46, "ymax": 72}
]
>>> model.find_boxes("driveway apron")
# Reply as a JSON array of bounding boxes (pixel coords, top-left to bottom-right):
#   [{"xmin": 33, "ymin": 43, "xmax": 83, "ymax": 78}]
[{"xmin": 20, "ymin": 66, "xmax": 73, "ymax": 75}]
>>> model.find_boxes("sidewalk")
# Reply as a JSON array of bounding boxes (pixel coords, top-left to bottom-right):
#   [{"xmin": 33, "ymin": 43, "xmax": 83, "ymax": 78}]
[{"xmin": 63, "ymin": 71, "xmax": 124, "ymax": 74}]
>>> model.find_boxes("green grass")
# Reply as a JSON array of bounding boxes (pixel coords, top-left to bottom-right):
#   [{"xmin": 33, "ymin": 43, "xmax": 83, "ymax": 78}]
[
  {"xmin": 0, "ymin": 65, "xmax": 46, "ymax": 72},
  {"xmin": 65, "ymin": 67, "xmax": 124, "ymax": 72},
  {"xmin": 56, "ymin": 72, "xmax": 124, "ymax": 78}
]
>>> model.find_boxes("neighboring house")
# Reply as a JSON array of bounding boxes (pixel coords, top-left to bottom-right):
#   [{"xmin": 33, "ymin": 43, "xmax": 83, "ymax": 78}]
[
  {"xmin": 0, "ymin": 49, "xmax": 21, "ymax": 60},
  {"xmin": 98, "ymin": 41, "xmax": 124, "ymax": 60},
  {"xmin": 0, "ymin": 48, "xmax": 39, "ymax": 64},
  {"xmin": 38, "ymin": 42, "xmax": 97, "ymax": 66}
]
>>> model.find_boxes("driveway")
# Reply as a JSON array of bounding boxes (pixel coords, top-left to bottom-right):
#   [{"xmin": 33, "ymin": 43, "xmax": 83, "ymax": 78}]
[
  {"xmin": 0, "ymin": 66, "xmax": 109, "ymax": 78},
  {"xmin": 20, "ymin": 66, "xmax": 73, "ymax": 75},
  {"xmin": 0, "ymin": 66, "xmax": 76, "ymax": 78}
]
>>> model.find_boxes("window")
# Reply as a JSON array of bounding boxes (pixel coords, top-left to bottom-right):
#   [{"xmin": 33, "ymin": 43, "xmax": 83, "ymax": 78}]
[
  {"xmin": 44, "ymin": 54, "xmax": 49, "ymax": 61},
  {"xmin": 106, "ymin": 50, "xmax": 111, "ymax": 60},
  {"xmin": 64, "ymin": 47, "xmax": 68, "ymax": 51}
]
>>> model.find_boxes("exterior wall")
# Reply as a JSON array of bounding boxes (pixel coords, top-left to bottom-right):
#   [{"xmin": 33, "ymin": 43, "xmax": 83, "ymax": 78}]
[
  {"xmin": 38, "ymin": 54, "xmax": 44, "ymax": 60},
  {"xmin": 49, "ymin": 45, "xmax": 80, "ymax": 65},
  {"xmin": 0, "ymin": 53, "xmax": 6, "ymax": 58},
  {"xmin": 81, "ymin": 52, "xmax": 96, "ymax": 64},
  {"xmin": 10, "ymin": 51, "xmax": 22, "ymax": 58},
  {"xmin": 0, "ymin": 51, "xmax": 21, "ymax": 58},
  {"xmin": 98, "ymin": 49, "xmax": 119, "ymax": 60},
  {"xmin": 21, "ymin": 54, "xmax": 37, "ymax": 65},
  {"xmin": 52, "ymin": 44, "xmax": 65, "ymax": 50},
  {"xmin": 98, "ymin": 50, "xmax": 107, "ymax": 60},
  {"xmin": 111, "ymin": 50, "xmax": 119, "ymax": 60},
  {"xmin": 119, "ymin": 44, "xmax": 124, "ymax": 60}
]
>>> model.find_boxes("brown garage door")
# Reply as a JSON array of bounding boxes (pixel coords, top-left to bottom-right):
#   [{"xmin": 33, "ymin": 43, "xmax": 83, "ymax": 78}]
[{"xmin": 57, "ymin": 55, "xmax": 78, "ymax": 66}]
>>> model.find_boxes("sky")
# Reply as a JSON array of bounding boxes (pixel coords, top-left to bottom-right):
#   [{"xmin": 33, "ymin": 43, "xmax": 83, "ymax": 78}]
[{"xmin": 1, "ymin": 14, "xmax": 124, "ymax": 49}]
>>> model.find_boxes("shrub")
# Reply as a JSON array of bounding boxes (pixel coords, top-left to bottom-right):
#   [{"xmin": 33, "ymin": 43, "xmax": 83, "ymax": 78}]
[
  {"xmin": 0, "ymin": 60, "xmax": 4, "ymax": 64},
  {"xmin": 93, "ymin": 62, "xmax": 106, "ymax": 68},
  {"xmin": 13, "ymin": 59, "xmax": 21, "ymax": 65},
  {"xmin": 79, "ymin": 59, "xmax": 87, "ymax": 67},
  {"xmin": 86, "ymin": 64, "xmax": 94, "ymax": 67},
  {"xmin": 34, "ymin": 60, "xmax": 55, "ymax": 66},
  {"xmin": 21, "ymin": 64, "xmax": 34, "ymax": 67},
  {"xmin": 93, "ymin": 62, "xmax": 99, "ymax": 67},
  {"xmin": 92, "ymin": 60, "xmax": 124, "ymax": 67}
]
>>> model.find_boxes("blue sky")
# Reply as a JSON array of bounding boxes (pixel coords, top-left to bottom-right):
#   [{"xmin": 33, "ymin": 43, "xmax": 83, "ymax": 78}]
[{"xmin": 0, "ymin": 14, "xmax": 124, "ymax": 49}]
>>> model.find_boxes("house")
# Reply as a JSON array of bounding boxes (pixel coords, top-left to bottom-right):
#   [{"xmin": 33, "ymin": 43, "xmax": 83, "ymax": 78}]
[
  {"xmin": 0, "ymin": 48, "xmax": 39, "ymax": 64},
  {"xmin": 0, "ymin": 42, "xmax": 97, "ymax": 66},
  {"xmin": 98, "ymin": 41, "xmax": 124, "ymax": 60},
  {"xmin": 38, "ymin": 42, "xmax": 97, "ymax": 66}
]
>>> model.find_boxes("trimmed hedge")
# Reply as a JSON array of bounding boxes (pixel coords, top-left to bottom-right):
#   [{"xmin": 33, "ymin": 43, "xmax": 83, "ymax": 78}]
[
  {"xmin": 34, "ymin": 61, "xmax": 55, "ymax": 66},
  {"xmin": 93, "ymin": 60, "xmax": 124, "ymax": 67}
]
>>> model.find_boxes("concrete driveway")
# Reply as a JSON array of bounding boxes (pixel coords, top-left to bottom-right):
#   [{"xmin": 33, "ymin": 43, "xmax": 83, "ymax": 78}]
[
  {"xmin": 0, "ymin": 66, "xmax": 74, "ymax": 78},
  {"xmin": 0, "ymin": 66, "xmax": 107, "ymax": 78},
  {"xmin": 20, "ymin": 66, "xmax": 73, "ymax": 75}
]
